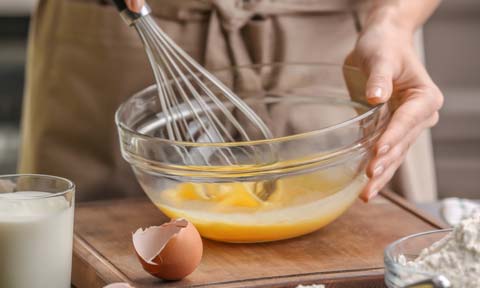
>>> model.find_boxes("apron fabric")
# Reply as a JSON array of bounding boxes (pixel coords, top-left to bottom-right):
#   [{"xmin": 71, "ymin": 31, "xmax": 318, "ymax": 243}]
[{"xmin": 19, "ymin": 0, "xmax": 436, "ymax": 202}]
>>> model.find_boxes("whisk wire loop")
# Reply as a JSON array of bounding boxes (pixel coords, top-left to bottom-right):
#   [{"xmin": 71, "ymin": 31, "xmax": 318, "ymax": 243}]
[{"xmin": 132, "ymin": 13, "xmax": 274, "ymax": 168}]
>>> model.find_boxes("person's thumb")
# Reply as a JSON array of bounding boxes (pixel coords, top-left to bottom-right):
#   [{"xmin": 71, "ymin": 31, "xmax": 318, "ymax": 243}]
[
  {"xmin": 365, "ymin": 58, "xmax": 394, "ymax": 105},
  {"xmin": 125, "ymin": 0, "xmax": 144, "ymax": 13}
]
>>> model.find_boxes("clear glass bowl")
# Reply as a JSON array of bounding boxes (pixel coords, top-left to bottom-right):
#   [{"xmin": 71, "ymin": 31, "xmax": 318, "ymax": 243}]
[
  {"xmin": 115, "ymin": 63, "xmax": 389, "ymax": 243},
  {"xmin": 384, "ymin": 229, "xmax": 453, "ymax": 288}
]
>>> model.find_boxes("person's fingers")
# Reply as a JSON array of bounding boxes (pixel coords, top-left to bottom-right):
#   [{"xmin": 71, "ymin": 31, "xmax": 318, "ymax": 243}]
[
  {"xmin": 425, "ymin": 111, "xmax": 440, "ymax": 128},
  {"xmin": 344, "ymin": 52, "xmax": 355, "ymax": 66},
  {"xmin": 366, "ymin": 116, "xmax": 426, "ymax": 178},
  {"xmin": 367, "ymin": 131, "xmax": 415, "ymax": 179},
  {"xmin": 367, "ymin": 100, "xmax": 438, "ymax": 179},
  {"xmin": 361, "ymin": 151, "xmax": 407, "ymax": 202},
  {"xmin": 362, "ymin": 159, "xmax": 401, "ymax": 201},
  {"xmin": 363, "ymin": 95, "xmax": 442, "ymax": 200},
  {"xmin": 132, "ymin": 0, "xmax": 144, "ymax": 12},
  {"xmin": 126, "ymin": 0, "xmax": 144, "ymax": 13},
  {"xmin": 364, "ymin": 57, "xmax": 394, "ymax": 105},
  {"xmin": 374, "ymin": 87, "xmax": 442, "ymax": 157},
  {"xmin": 124, "ymin": 0, "xmax": 132, "ymax": 10}
]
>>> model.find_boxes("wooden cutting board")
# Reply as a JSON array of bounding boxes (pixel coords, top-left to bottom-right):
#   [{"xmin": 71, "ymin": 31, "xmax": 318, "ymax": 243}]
[{"xmin": 72, "ymin": 190, "xmax": 445, "ymax": 288}]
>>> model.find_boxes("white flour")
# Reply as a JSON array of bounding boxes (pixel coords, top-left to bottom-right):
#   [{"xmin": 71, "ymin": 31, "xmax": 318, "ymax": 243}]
[{"xmin": 400, "ymin": 212, "xmax": 480, "ymax": 287}]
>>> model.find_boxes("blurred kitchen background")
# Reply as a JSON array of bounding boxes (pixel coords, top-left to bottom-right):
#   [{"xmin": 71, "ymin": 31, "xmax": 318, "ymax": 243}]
[{"xmin": 0, "ymin": 0, "xmax": 479, "ymax": 200}]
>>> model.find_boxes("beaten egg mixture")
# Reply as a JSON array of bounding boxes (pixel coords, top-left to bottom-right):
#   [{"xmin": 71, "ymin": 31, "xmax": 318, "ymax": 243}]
[{"xmin": 152, "ymin": 168, "xmax": 366, "ymax": 242}]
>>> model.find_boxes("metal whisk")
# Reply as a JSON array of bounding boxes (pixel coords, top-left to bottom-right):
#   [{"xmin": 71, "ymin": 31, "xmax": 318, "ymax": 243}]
[{"xmin": 112, "ymin": 1, "xmax": 276, "ymax": 199}]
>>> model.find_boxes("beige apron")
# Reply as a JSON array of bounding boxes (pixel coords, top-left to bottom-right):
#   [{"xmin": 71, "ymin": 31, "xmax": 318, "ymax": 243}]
[{"xmin": 19, "ymin": 0, "xmax": 437, "ymax": 202}]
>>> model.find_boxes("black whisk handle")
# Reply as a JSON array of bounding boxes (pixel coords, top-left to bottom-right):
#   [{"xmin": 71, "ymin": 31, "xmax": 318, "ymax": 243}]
[{"xmin": 111, "ymin": 0, "xmax": 128, "ymax": 12}]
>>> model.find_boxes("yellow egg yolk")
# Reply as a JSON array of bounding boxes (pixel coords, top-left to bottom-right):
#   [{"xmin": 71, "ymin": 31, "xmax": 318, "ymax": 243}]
[{"xmin": 154, "ymin": 169, "xmax": 366, "ymax": 243}]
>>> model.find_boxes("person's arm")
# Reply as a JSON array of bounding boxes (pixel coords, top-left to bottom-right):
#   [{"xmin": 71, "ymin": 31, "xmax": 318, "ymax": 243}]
[
  {"xmin": 346, "ymin": 0, "xmax": 444, "ymax": 201},
  {"xmin": 365, "ymin": 0, "xmax": 441, "ymax": 35}
]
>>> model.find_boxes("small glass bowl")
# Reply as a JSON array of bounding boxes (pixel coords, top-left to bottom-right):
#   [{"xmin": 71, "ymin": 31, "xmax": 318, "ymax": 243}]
[
  {"xmin": 384, "ymin": 229, "xmax": 453, "ymax": 288},
  {"xmin": 116, "ymin": 63, "xmax": 390, "ymax": 243}
]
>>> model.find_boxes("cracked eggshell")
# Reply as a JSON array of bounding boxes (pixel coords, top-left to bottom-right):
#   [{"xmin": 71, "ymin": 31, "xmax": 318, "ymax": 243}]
[{"xmin": 132, "ymin": 218, "xmax": 203, "ymax": 280}]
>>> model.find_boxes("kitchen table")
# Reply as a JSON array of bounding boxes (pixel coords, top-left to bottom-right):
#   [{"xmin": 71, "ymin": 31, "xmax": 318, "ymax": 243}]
[{"xmin": 72, "ymin": 190, "xmax": 446, "ymax": 288}]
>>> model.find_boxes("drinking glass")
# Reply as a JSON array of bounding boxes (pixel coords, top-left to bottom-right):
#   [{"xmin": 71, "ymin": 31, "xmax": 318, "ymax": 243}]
[{"xmin": 0, "ymin": 174, "xmax": 75, "ymax": 288}]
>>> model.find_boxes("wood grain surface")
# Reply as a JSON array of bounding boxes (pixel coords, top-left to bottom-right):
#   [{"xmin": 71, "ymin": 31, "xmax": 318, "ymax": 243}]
[{"xmin": 72, "ymin": 190, "xmax": 445, "ymax": 288}]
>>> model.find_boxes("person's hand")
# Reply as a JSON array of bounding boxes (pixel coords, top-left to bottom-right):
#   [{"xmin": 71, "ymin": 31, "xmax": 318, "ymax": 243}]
[
  {"xmin": 346, "ymin": 21, "xmax": 443, "ymax": 202},
  {"xmin": 125, "ymin": 0, "xmax": 145, "ymax": 13}
]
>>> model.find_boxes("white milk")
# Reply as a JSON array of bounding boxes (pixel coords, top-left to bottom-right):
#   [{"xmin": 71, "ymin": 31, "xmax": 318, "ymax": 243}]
[{"xmin": 0, "ymin": 192, "xmax": 74, "ymax": 288}]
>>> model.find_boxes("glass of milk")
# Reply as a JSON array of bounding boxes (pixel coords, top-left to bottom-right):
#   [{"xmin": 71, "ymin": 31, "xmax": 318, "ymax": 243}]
[{"xmin": 0, "ymin": 174, "xmax": 75, "ymax": 288}]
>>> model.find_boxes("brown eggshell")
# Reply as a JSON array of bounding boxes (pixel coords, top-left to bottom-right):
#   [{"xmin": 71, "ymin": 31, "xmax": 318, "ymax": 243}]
[{"xmin": 132, "ymin": 218, "xmax": 203, "ymax": 280}]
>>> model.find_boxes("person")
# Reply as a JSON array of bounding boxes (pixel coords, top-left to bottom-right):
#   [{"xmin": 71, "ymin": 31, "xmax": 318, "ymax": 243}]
[{"xmin": 19, "ymin": 0, "xmax": 443, "ymax": 202}]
